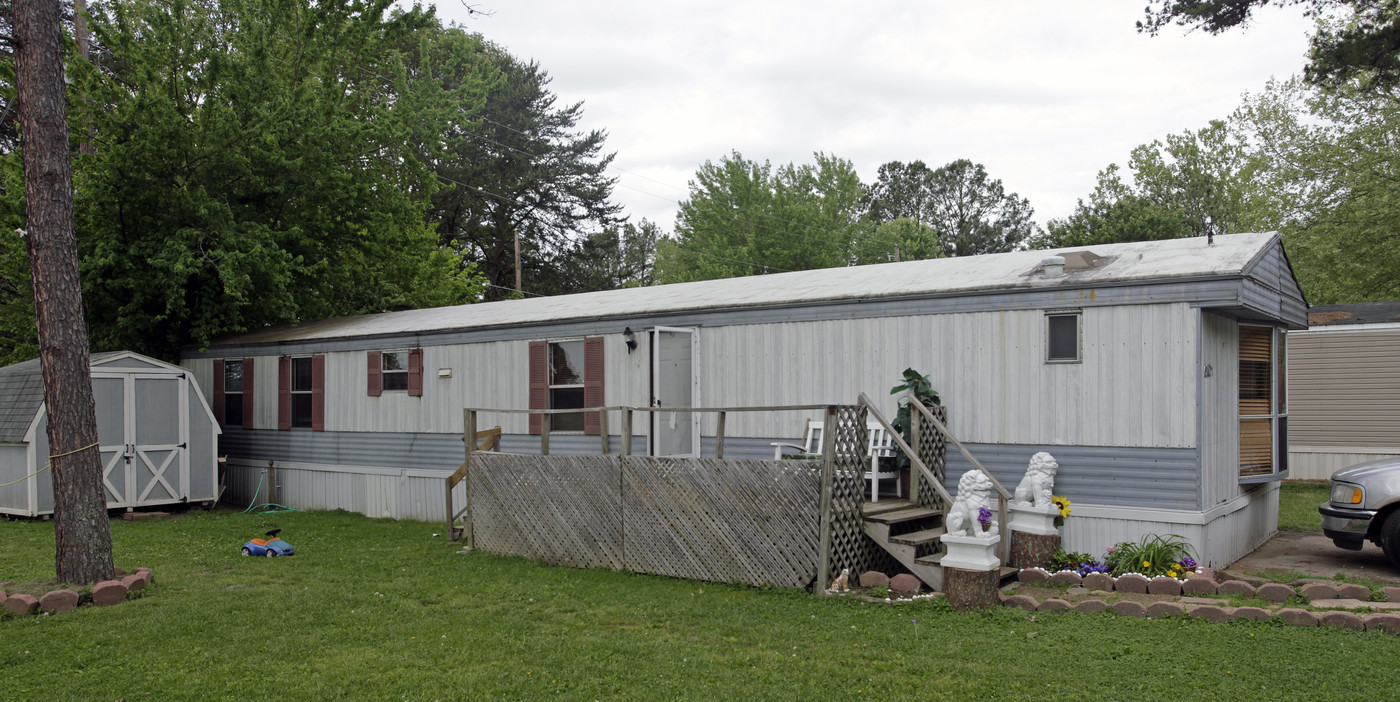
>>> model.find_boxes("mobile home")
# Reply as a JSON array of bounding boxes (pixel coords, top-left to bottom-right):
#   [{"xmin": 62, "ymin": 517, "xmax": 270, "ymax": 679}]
[{"xmin": 181, "ymin": 232, "xmax": 1306, "ymax": 567}]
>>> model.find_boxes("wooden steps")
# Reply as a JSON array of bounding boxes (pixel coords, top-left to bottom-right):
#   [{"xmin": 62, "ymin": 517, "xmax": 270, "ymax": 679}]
[
  {"xmin": 890, "ymin": 527, "xmax": 945, "ymax": 547},
  {"xmin": 861, "ymin": 499, "xmax": 1017, "ymax": 591}
]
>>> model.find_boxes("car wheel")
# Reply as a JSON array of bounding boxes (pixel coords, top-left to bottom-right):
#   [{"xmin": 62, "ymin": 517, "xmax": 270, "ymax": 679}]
[
  {"xmin": 241, "ymin": 547, "xmax": 252, "ymax": 556},
  {"xmin": 1380, "ymin": 510, "xmax": 1400, "ymax": 570},
  {"xmin": 266, "ymin": 549, "xmax": 277, "ymax": 558}
]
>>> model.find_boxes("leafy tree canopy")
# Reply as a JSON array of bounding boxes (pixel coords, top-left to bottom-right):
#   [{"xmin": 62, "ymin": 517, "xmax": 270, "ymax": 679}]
[
  {"xmin": 1034, "ymin": 120, "xmax": 1274, "ymax": 249},
  {"xmin": 1236, "ymin": 78, "xmax": 1400, "ymax": 302},
  {"xmin": 1138, "ymin": 1, "xmax": 1400, "ymax": 89},
  {"xmin": 865, "ymin": 159, "xmax": 1038, "ymax": 257},
  {"xmin": 656, "ymin": 151, "xmax": 868, "ymax": 283},
  {"xmin": 428, "ymin": 42, "xmax": 623, "ymax": 300}
]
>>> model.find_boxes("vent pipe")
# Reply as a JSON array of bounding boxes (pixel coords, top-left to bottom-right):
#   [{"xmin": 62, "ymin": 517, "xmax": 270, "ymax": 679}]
[{"xmin": 1040, "ymin": 256, "xmax": 1066, "ymax": 278}]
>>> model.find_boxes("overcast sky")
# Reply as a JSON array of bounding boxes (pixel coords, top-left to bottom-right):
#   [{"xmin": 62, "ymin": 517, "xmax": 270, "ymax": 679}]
[{"xmin": 430, "ymin": 1, "xmax": 1315, "ymax": 230}]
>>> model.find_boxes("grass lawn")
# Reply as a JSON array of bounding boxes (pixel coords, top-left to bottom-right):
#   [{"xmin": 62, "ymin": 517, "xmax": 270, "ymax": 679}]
[
  {"xmin": 3, "ymin": 507, "xmax": 1397, "ymax": 701},
  {"xmin": 1278, "ymin": 481, "xmax": 1329, "ymax": 532}
]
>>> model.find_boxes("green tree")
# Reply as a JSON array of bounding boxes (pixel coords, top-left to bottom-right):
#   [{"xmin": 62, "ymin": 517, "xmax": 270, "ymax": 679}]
[
  {"xmin": 865, "ymin": 159, "xmax": 1038, "ymax": 257},
  {"xmin": 656, "ymin": 151, "xmax": 867, "ymax": 283},
  {"xmin": 428, "ymin": 43, "xmax": 623, "ymax": 300},
  {"xmin": 58, "ymin": 0, "xmax": 484, "ymax": 358},
  {"xmin": 552, "ymin": 219, "xmax": 660, "ymax": 293},
  {"xmin": 1236, "ymin": 78, "xmax": 1400, "ymax": 302},
  {"xmin": 1138, "ymin": 1, "xmax": 1400, "ymax": 89},
  {"xmin": 1034, "ymin": 121, "xmax": 1273, "ymax": 249}
]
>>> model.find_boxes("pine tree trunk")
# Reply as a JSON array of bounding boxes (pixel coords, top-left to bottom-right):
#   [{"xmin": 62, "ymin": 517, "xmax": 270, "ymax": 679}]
[{"xmin": 14, "ymin": 0, "xmax": 114, "ymax": 585}]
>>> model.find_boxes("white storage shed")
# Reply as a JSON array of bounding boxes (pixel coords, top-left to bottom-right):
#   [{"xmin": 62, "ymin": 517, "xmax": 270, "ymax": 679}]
[{"xmin": 0, "ymin": 351, "xmax": 221, "ymax": 516}]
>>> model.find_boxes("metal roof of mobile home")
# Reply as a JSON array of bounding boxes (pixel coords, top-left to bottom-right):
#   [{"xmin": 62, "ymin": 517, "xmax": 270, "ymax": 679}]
[{"xmin": 205, "ymin": 232, "xmax": 1296, "ymax": 348}]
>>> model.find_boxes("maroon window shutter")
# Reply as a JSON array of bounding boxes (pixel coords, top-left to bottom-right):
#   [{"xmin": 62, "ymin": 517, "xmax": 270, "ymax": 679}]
[
  {"xmin": 408, "ymin": 348, "xmax": 424, "ymax": 397},
  {"xmin": 528, "ymin": 341, "xmax": 547, "ymax": 435},
  {"xmin": 311, "ymin": 354, "xmax": 326, "ymax": 431},
  {"xmin": 242, "ymin": 358, "xmax": 255, "ymax": 430},
  {"xmin": 583, "ymin": 336, "xmax": 605, "ymax": 436},
  {"xmin": 278, "ymin": 356, "xmax": 291, "ymax": 431},
  {"xmin": 212, "ymin": 359, "xmax": 225, "ymax": 427},
  {"xmin": 367, "ymin": 350, "xmax": 382, "ymax": 397}
]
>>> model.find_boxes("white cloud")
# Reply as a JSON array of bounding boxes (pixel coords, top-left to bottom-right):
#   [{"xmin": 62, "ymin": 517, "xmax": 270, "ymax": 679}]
[{"xmin": 432, "ymin": 0, "xmax": 1314, "ymax": 230}]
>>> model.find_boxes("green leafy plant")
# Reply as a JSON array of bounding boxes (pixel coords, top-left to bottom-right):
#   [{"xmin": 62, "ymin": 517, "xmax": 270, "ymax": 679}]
[
  {"xmin": 889, "ymin": 368, "xmax": 941, "ymax": 469},
  {"xmin": 1104, "ymin": 534, "xmax": 1198, "ymax": 577},
  {"xmin": 867, "ymin": 586, "xmax": 890, "ymax": 599}
]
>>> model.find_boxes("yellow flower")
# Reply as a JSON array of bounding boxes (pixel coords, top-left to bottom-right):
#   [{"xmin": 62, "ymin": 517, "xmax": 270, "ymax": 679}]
[
  {"xmin": 1142, "ymin": 560, "xmax": 1151, "ymax": 568},
  {"xmin": 1167, "ymin": 570, "xmax": 1177, "ymax": 578}
]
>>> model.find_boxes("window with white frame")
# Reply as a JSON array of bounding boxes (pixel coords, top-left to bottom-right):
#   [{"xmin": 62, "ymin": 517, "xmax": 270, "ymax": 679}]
[
  {"xmin": 224, "ymin": 360, "xmax": 244, "ymax": 426},
  {"xmin": 1045, "ymin": 311, "xmax": 1081, "ymax": 363},
  {"xmin": 381, "ymin": 351, "xmax": 410, "ymax": 391},
  {"xmin": 291, "ymin": 357, "xmax": 314, "ymax": 428},
  {"xmin": 1239, "ymin": 324, "xmax": 1288, "ymax": 481},
  {"xmin": 548, "ymin": 340, "xmax": 585, "ymax": 432}
]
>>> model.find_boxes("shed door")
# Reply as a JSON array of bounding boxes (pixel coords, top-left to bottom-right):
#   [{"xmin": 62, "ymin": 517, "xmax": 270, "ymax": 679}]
[
  {"xmin": 651, "ymin": 327, "xmax": 700, "ymax": 457},
  {"xmin": 94, "ymin": 376, "xmax": 130, "ymax": 507},
  {"xmin": 96, "ymin": 373, "xmax": 189, "ymax": 506}
]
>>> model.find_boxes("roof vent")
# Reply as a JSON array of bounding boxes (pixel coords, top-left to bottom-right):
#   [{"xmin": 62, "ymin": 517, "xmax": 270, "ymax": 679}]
[
  {"xmin": 1060, "ymin": 250, "xmax": 1104, "ymax": 270},
  {"xmin": 1040, "ymin": 256, "xmax": 1066, "ymax": 278}
]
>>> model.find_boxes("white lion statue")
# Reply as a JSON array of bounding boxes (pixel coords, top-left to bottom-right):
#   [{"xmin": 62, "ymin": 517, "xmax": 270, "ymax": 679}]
[
  {"xmin": 946, "ymin": 470, "xmax": 997, "ymax": 537},
  {"xmin": 1012, "ymin": 451, "xmax": 1058, "ymax": 509}
]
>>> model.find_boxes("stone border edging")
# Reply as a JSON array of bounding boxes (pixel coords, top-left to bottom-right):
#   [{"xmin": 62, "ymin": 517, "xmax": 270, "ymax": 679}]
[
  {"xmin": 2, "ymin": 567, "xmax": 153, "ymax": 617},
  {"xmin": 1017, "ymin": 567, "xmax": 1400, "ymax": 603},
  {"xmin": 1010, "ymin": 568, "xmax": 1400, "ymax": 635}
]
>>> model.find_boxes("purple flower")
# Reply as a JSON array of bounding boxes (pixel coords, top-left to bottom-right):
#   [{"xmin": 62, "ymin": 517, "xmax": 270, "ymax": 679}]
[
  {"xmin": 1181, "ymin": 556, "xmax": 1197, "ymax": 569},
  {"xmin": 977, "ymin": 507, "xmax": 992, "ymax": 527}
]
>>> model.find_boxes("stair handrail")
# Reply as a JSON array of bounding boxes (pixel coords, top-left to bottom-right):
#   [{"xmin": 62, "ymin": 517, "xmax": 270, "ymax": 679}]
[
  {"xmin": 908, "ymin": 396, "xmax": 1011, "ymax": 562},
  {"xmin": 857, "ymin": 393, "xmax": 955, "ymax": 507},
  {"xmin": 908, "ymin": 397, "xmax": 1009, "ymax": 499}
]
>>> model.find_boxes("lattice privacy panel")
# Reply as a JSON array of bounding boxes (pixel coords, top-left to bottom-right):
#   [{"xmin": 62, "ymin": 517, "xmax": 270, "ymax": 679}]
[
  {"xmin": 915, "ymin": 404, "xmax": 949, "ymax": 512},
  {"xmin": 470, "ymin": 452, "xmax": 826, "ymax": 588},
  {"xmin": 623, "ymin": 456, "xmax": 822, "ymax": 588},
  {"xmin": 820, "ymin": 405, "xmax": 894, "ymax": 583},
  {"xmin": 471, "ymin": 453, "xmax": 624, "ymax": 569}
]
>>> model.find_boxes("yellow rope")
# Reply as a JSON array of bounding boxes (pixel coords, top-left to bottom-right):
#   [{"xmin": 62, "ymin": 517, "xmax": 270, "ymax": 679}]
[{"xmin": 0, "ymin": 442, "xmax": 101, "ymax": 488}]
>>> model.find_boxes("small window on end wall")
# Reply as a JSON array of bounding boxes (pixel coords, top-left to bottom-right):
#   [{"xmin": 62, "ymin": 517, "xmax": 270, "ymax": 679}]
[{"xmin": 1046, "ymin": 311, "xmax": 1081, "ymax": 363}]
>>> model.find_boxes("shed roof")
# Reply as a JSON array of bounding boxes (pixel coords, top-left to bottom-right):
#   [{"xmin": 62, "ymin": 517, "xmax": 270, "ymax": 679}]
[
  {"xmin": 0, "ymin": 351, "xmax": 127, "ymax": 443},
  {"xmin": 1306, "ymin": 301, "xmax": 1400, "ymax": 327},
  {"xmin": 210, "ymin": 232, "xmax": 1286, "ymax": 346}
]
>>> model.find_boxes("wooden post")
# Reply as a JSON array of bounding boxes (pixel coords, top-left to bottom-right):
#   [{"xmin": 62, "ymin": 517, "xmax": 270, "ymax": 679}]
[
  {"xmin": 541, "ymin": 413, "xmax": 550, "ymax": 456},
  {"xmin": 621, "ymin": 408, "xmax": 633, "ymax": 456},
  {"xmin": 599, "ymin": 408, "xmax": 610, "ymax": 455},
  {"xmin": 814, "ymin": 405, "xmax": 838, "ymax": 593},
  {"xmin": 464, "ymin": 409, "xmax": 476, "ymax": 549},
  {"xmin": 910, "ymin": 406, "xmax": 922, "ymax": 506},
  {"xmin": 715, "ymin": 411, "xmax": 726, "ymax": 459},
  {"xmin": 266, "ymin": 460, "xmax": 276, "ymax": 505}
]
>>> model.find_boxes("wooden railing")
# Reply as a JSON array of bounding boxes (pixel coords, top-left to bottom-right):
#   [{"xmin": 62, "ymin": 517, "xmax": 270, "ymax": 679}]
[
  {"xmin": 443, "ymin": 425, "xmax": 502, "ymax": 540},
  {"xmin": 907, "ymin": 395, "xmax": 1012, "ymax": 563}
]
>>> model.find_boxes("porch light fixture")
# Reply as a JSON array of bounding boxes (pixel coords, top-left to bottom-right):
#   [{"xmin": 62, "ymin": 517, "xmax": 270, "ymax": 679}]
[{"xmin": 623, "ymin": 327, "xmax": 637, "ymax": 353}]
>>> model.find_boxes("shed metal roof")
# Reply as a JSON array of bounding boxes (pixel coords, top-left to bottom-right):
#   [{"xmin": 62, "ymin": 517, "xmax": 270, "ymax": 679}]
[
  {"xmin": 209, "ymin": 232, "xmax": 1283, "ymax": 347},
  {"xmin": 0, "ymin": 351, "xmax": 125, "ymax": 443}
]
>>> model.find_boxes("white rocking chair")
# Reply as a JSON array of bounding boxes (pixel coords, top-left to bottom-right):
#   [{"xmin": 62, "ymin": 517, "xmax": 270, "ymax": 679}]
[{"xmin": 771, "ymin": 420, "xmax": 824, "ymax": 459}]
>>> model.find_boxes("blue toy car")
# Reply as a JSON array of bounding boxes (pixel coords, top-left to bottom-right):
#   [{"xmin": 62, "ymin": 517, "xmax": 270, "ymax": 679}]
[{"xmin": 242, "ymin": 528, "xmax": 295, "ymax": 557}]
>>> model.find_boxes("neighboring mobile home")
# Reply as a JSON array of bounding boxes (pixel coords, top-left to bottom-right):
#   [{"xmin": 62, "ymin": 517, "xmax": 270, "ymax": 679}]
[
  {"xmin": 0, "ymin": 351, "xmax": 221, "ymax": 516},
  {"xmin": 181, "ymin": 232, "xmax": 1306, "ymax": 567},
  {"xmin": 1287, "ymin": 301, "xmax": 1400, "ymax": 480}
]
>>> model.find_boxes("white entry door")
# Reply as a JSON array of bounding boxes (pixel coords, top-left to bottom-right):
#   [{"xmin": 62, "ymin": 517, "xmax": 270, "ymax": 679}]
[
  {"xmin": 651, "ymin": 327, "xmax": 699, "ymax": 457},
  {"xmin": 95, "ymin": 373, "xmax": 189, "ymax": 507}
]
